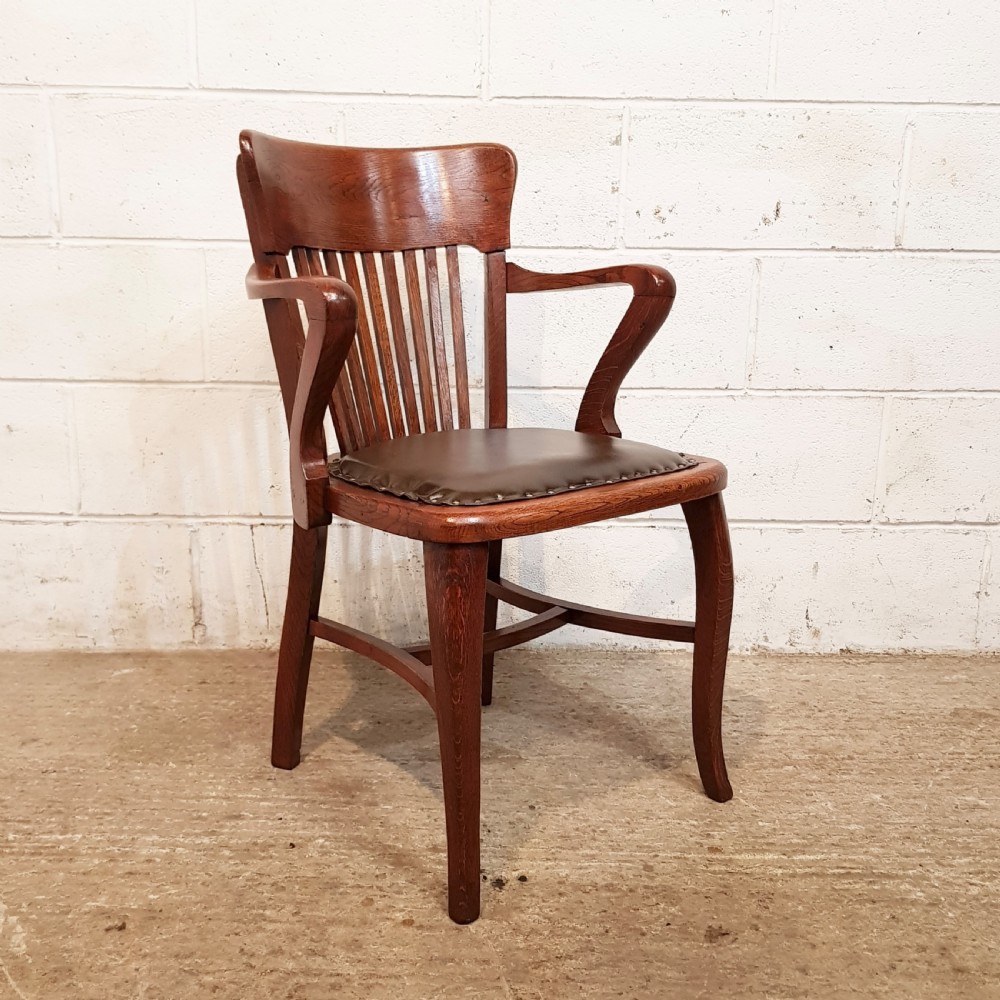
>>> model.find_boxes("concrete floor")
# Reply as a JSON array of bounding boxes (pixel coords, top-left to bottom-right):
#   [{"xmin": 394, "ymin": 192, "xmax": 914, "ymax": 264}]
[{"xmin": 0, "ymin": 649, "xmax": 997, "ymax": 999}]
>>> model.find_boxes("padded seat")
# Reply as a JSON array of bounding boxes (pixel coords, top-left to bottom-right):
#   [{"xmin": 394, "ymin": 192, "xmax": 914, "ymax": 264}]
[{"xmin": 329, "ymin": 427, "xmax": 697, "ymax": 506}]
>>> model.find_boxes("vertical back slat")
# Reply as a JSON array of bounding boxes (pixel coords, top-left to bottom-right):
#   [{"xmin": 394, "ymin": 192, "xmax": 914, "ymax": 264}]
[
  {"xmin": 445, "ymin": 246, "xmax": 471, "ymax": 429},
  {"xmin": 295, "ymin": 246, "xmax": 369, "ymax": 452},
  {"xmin": 344, "ymin": 344, "xmax": 376, "ymax": 446},
  {"xmin": 333, "ymin": 388, "xmax": 359, "ymax": 453},
  {"xmin": 423, "ymin": 248, "xmax": 454, "ymax": 430},
  {"xmin": 305, "ymin": 247, "xmax": 326, "ymax": 274},
  {"xmin": 327, "ymin": 250, "xmax": 376, "ymax": 446},
  {"xmin": 290, "ymin": 246, "xmax": 312, "ymax": 276},
  {"xmin": 322, "ymin": 250, "xmax": 341, "ymax": 277},
  {"xmin": 402, "ymin": 249, "xmax": 439, "ymax": 433},
  {"xmin": 381, "ymin": 252, "xmax": 422, "ymax": 435},
  {"xmin": 289, "ymin": 241, "xmax": 499, "ymax": 449},
  {"xmin": 484, "ymin": 251, "xmax": 508, "ymax": 429},
  {"xmin": 318, "ymin": 250, "xmax": 363, "ymax": 452},
  {"xmin": 342, "ymin": 252, "xmax": 392, "ymax": 442},
  {"xmin": 291, "ymin": 246, "xmax": 354, "ymax": 451},
  {"xmin": 361, "ymin": 253, "xmax": 406, "ymax": 437}
]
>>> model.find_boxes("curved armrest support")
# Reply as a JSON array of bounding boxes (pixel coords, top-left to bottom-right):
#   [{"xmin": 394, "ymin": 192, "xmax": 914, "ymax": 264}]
[
  {"xmin": 246, "ymin": 266, "xmax": 358, "ymax": 528},
  {"xmin": 506, "ymin": 262, "xmax": 676, "ymax": 436}
]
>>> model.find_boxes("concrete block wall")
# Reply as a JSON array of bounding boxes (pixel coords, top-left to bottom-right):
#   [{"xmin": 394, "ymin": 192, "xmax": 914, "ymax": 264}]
[{"xmin": 2, "ymin": 1, "xmax": 998, "ymax": 652}]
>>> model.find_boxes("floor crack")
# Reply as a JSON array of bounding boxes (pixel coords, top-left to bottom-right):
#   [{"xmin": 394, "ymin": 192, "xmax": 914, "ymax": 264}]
[
  {"xmin": 470, "ymin": 925, "xmax": 515, "ymax": 1000},
  {"xmin": 249, "ymin": 524, "xmax": 270, "ymax": 630}
]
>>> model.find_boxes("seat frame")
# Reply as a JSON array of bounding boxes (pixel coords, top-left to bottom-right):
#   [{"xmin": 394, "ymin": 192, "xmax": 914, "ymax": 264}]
[{"xmin": 237, "ymin": 131, "xmax": 734, "ymax": 924}]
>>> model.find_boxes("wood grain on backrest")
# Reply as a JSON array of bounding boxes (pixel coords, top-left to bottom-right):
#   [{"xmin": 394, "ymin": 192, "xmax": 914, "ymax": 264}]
[
  {"xmin": 238, "ymin": 131, "xmax": 517, "ymax": 452},
  {"xmin": 241, "ymin": 131, "xmax": 516, "ymax": 254}
]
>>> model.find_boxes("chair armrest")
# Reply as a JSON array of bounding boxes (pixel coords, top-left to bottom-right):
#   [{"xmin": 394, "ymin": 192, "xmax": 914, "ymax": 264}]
[
  {"xmin": 506, "ymin": 261, "xmax": 675, "ymax": 297},
  {"xmin": 246, "ymin": 266, "xmax": 358, "ymax": 528},
  {"xmin": 506, "ymin": 262, "xmax": 676, "ymax": 436}
]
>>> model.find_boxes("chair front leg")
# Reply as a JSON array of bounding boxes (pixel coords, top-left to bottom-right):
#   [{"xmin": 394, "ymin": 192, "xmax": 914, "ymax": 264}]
[
  {"xmin": 272, "ymin": 523, "xmax": 327, "ymax": 770},
  {"xmin": 424, "ymin": 540, "xmax": 489, "ymax": 924},
  {"xmin": 682, "ymin": 493, "xmax": 734, "ymax": 803}
]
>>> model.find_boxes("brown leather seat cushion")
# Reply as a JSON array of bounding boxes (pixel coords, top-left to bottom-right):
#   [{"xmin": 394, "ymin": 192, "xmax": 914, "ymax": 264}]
[{"xmin": 329, "ymin": 428, "xmax": 697, "ymax": 506}]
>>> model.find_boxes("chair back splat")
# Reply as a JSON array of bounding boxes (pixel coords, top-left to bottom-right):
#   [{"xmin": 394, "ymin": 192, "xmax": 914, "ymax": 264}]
[{"xmin": 237, "ymin": 131, "xmax": 517, "ymax": 450}]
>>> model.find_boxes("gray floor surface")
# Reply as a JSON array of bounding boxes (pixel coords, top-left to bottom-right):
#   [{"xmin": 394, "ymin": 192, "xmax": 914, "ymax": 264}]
[{"xmin": 1, "ymin": 650, "xmax": 997, "ymax": 998}]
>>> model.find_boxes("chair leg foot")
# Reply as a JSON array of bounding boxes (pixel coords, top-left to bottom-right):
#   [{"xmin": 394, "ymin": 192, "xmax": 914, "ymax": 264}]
[
  {"xmin": 682, "ymin": 494, "xmax": 734, "ymax": 803},
  {"xmin": 424, "ymin": 540, "xmax": 488, "ymax": 924},
  {"xmin": 271, "ymin": 523, "xmax": 327, "ymax": 771},
  {"xmin": 481, "ymin": 540, "xmax": 503, "ymax": 707}
]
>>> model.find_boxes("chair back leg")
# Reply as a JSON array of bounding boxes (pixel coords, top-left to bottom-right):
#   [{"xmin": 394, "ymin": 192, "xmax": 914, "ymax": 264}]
[
  {"xmin": 682, "ymin": 494, "xmax": 734, "ymax": 802},
  {"xmin": 480, "ymin": 540, "xmax": 504, "ymax": 706},
  {"xmin": 272, "ymin": 523, "xmax": 328, "ymax": 770},
  {"xmin": 424, "ymin": 540, "xmax": 489, "ymax": 923}
]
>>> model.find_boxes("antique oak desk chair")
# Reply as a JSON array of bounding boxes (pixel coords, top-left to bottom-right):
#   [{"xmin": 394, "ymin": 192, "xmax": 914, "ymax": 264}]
[{"xmin": 237, "ymin": 131, "xmax": 734, "ymax": 924}]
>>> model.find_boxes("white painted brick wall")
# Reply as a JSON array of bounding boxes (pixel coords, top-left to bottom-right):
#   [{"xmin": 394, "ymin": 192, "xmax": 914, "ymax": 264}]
[
  {"xmin": 879, "ymin": 398, "xmax": 1000, "ymax": 524},
  {"xmin": 773, "ymin": 2, "xmax": 1000, "ymax": 103},
  {"xmin": 489, "ymin": 1, "xmax": 773, "ymax": 100},
  {"xmin": 2, "ymin": 244, "xmax": 205, "ymax": 379},
  {"xmin": 753, "ymin": 256, "xmax": 1000, "ymax": 390},
  {"xmin": 978, "ymin": 535, "xmax": 1000, "ymax": 649},
  {"xmin": 903, "ymin": 112, "xmax": 1000, "ymax": 250},
  {"xmin": 0, "ymin": 521, "xmax": 194, "ymax": 648},
  {"xmin": 0, "ymin": 384, "xmax": 75, "ymax": 513},
  {"xmin": 2, "ymin": 2, "xmax": 998, "ymax": 652},
  {"xmin": 0, "ymin": 93, "xmax": 50, "ymax": 235},
  {"xmin": 0, "ymin": 1, "xmax": 191, "ymax": 88},
  {"xmin": 196, "ymin": 1, "xmax": 482, "ymax": 95},
  {"xmin": 73, "ymin": 386, "xmax": 289, "ymax": 516},
  {"xmin": 625, "ymin": 107, "xmax": 905, "ymax": 249}
]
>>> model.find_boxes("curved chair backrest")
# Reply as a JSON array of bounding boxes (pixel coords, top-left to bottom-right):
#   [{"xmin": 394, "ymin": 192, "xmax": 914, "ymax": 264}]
[{"xmin": 237, "ymin": 131, "xmax": 518, "ymax": 450}]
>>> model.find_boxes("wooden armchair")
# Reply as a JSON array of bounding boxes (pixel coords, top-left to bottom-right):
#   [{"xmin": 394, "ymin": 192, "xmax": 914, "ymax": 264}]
[{"xmin": 236, "ymin": 131, "xmax": 734, "ymax": 924}]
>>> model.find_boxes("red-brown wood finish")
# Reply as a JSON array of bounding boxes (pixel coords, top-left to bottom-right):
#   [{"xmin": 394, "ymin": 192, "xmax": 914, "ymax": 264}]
[
  {"xmin": 311, "ymin": 615, "xmax": 435, "ymax": 708},
  {"xmin": 488, "ymin": 577, "xmax": 697, "ymax": 643},
  {"xmin": 285, "ymin": 243, "xmax": 475, "ymax": 453},
  {"xmin": 682, "ymin": 493, "xmax": 735, "ymax": 803},
  {"xmin": 484, "ymin": 252, "xmax": 508, "ymax": 429},
  {"xmin": 325, "ymin": 456, "xmax": 726, "ymax": 543},
  {"xmin": 446, "ymin": 246, "xmax": 473, "ymax": 429},
  {"xmin": 271, "ymin": 523, "xmax": 328, "ymax": 769},
  {"xmin": 237, "ymin": 131, "xmax": 736, "ymax": 924},
  {"xmin": 507, "ymin": 261, "xmax": 677, "ymax": 437},
  {"xmin": 480, "ymin": 539, "xmax": 503, "ymax": 706},
  {"xmin": 424, "ymin": 541, "xmax": 488, "ymax": 923},
  {"xmin": 242, "ymin": 132, "xmax": 516, "ymax": 254}
]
